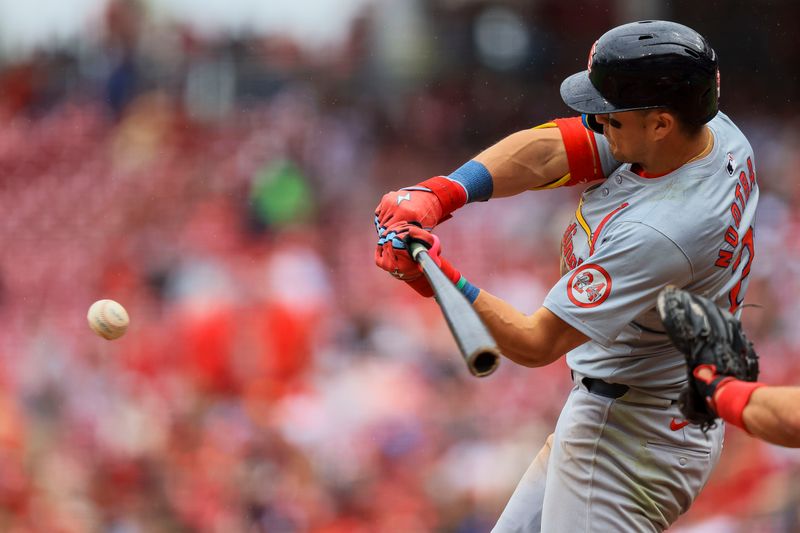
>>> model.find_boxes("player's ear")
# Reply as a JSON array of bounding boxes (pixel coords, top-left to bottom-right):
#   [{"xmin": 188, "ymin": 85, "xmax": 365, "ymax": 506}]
[{"xmin": 649, "ymin": 110, "xmax": 675, "ymax": 141}]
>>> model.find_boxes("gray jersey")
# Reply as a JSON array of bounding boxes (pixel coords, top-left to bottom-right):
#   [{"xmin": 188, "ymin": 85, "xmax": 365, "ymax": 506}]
[{"xmin": 543, "ymin": 112, "xmax": 758, "ymax": 397}]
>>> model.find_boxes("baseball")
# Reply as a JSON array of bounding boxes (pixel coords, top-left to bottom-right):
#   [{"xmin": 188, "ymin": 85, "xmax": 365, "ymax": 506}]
[{"xmin": 87, "ymin": 299, "xmax": 129, "ymax": 340}]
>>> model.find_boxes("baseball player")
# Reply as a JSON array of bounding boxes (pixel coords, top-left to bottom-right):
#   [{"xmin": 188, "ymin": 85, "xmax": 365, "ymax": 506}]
[
  {"xmin": 374, "ymin": 20, "xmax": 759, "ymax": 532},
  {"xmin": 658, "ymin": 286, "xmax": 800, "ymax": 449}
]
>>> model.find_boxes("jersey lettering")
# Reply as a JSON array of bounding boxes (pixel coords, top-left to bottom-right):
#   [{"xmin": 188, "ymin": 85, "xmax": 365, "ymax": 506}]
[
  {"xmin": 747, "ymin": 157, "xmax": 757, "ymax": 188},
  {"xmin": 716, "ymin": 155, "xmax": 756, "ymax": 269},
  {"xmin": 724, "ymin": 226, "xmax": 738, "ymax": 248},
  {"xmin": 728, "ymin": 227, "xmax": 755, "ymax": 312},
  {"xmin": 730, "ymin": 203, "xmax": 742, "ymax": 227},
  {"xmin": 738, "ymin": 171, "xmax": 751, "ymax": 200},
  {"xmin": 561, "ymin": 222, "xmax": 581, "ymax": 271},
  {"xmin": 714, "ymin": 155, "xmax": 757, "ymax": 312},
  {"xmin": 715, "ymin": 249, "xmax": 733, "ymax": 268}
]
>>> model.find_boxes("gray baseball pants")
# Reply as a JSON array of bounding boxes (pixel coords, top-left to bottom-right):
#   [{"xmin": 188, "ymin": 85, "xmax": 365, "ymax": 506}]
[{"xmin": 492, "ymin": 374, "xmax": 724, "ymax": 532}]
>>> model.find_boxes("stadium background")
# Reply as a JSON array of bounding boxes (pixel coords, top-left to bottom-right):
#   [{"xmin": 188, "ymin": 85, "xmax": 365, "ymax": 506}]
[{"xmin": 0, "ymin": 0, "xmax": 798, "ymax": 531}]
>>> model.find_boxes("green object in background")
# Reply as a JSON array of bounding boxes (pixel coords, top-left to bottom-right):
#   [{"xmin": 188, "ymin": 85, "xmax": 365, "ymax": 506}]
[{"xmin": 250, "ymin": 159, "xmax": 315, "ymax": 227}]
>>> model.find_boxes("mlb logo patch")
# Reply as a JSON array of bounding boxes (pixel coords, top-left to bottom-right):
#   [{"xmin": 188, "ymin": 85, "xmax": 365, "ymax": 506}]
[{"xmin": 726, "ymin": 152, "xmax": 736, "ymax": 176}]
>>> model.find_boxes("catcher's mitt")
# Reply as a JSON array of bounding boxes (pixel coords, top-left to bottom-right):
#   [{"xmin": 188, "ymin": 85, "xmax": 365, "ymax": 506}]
[{"xmin": 656, "ymin": 286, "xmax": 759, "ymax": 431}]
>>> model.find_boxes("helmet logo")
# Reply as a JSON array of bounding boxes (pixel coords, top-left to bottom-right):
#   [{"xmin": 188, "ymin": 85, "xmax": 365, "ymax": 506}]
[
  {"xmin": 716, "ymin": 68, "xmax": 721, "ymax": 98},
  {"xmin": 587, "ymin": 40, "xmax": 598, "ymax": 72}
]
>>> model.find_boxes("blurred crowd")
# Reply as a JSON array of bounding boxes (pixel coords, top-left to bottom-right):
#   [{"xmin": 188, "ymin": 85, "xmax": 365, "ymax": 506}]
[{"xmin": 1, "ymin": 1, "xmax": 800, "ymax": 532}]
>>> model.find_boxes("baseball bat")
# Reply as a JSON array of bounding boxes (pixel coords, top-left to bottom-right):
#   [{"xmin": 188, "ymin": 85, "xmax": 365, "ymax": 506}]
[{"xmin": 408, "ymin": 241, "xmax": 501, "ymax": 377}]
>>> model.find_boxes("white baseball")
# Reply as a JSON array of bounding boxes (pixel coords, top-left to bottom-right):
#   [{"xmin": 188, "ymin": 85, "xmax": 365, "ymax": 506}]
[{"xmin": 87, "ymin": 299, "xmax": 130, "ymax": 340}]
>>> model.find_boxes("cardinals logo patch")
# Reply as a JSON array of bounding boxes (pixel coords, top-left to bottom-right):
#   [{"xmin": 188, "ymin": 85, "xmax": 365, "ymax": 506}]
[{"xmin": 567, "ymin": 263, "xmax": 611, "ymax": 308}]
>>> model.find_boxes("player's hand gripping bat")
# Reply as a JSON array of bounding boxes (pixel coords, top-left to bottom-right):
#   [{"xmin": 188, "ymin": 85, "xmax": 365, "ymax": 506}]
[{"xmin": 408, "ymin": 241, "xmax": 501, "ymax": 377}]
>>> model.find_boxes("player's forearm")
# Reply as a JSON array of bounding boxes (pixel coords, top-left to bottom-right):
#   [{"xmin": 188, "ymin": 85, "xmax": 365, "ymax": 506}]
[
  {"xmin": 472, "ymin": 291, "xmax": 587, "ymax": 367},
  {"xmin": 738, "ymin": 387, "xmax": 800, "ymax": 448},
  {"xmin": 472, "ymin": 127, "xmax": 570, "ymax": 197},
  {"xmin": 473, "ymin": 291, "xmax": 552, "ymax": 367},
  {"xmin": 374, "ymin": 126, "xmax": 569, "ymax": 236}
]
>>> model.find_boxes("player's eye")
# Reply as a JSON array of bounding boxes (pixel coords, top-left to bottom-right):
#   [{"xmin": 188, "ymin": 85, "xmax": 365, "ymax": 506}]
[{"xmin": 608, "ymin": 117, "xmax": 622, "ymax": 129}]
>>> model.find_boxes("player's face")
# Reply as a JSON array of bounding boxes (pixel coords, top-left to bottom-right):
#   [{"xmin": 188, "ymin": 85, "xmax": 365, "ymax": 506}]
[{"xmin": 594, "ymin": 111, "xmax": 652, "ymax": 163}]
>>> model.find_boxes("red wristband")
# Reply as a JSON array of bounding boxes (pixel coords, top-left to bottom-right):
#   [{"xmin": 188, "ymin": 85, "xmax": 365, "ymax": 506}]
[
  {"xmin": 714, "ymin": 379, "xmax": 766, "ymax": 433},
  {"xmin": 417, "ymin": 176, "xmax": 467, "ymax": 218}
]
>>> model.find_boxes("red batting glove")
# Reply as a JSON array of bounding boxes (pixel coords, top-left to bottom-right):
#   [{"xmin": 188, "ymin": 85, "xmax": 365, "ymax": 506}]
[
  {"xmin": 375, "ymin": 176, "xmax": 467, "ymax": 231},
  {"xmin": 375, "ymin": 224, "xmax": 462, "ymax": 297},
  {"xmin": 374, "ymin": 176, "xmax": 466, "ymax": 283}
]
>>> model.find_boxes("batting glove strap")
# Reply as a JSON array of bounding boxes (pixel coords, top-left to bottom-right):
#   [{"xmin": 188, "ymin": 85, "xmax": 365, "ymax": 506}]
[{"xmin": 414, "ymin": 176, "xmax": 468, "ymax": 219}]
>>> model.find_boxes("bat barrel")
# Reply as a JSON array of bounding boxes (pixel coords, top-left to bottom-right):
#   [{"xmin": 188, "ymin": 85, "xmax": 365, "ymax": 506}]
[{"xmin": 408, "ymin": 241, "xmax": 502, "ymax": 378}]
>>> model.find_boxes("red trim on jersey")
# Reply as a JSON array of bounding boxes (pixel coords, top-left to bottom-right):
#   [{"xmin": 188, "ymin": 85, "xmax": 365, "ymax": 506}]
[
  {"xmin": 589, "ymin": 202, "xmax": 629, "ymax": 255},
  {"xmin": 629, "ymin": 164, "xmax": 671, "ymax": 179},
  {"xmin": 554, "ymin": 117, "xmax": 605, "ymax": 186}
]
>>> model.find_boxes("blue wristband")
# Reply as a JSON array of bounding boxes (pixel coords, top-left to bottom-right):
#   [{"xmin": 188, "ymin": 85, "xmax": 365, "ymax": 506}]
[
  {"xmin": 448, "ymin": 160, "xmax": 493, "ymax": 203},
  {"xmin": 455, "ymin": 276, "xmax": 480, "ymax": 304}
]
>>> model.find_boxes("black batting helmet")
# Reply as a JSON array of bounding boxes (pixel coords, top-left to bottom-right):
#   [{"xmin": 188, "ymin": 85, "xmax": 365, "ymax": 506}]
[{"xmin": 560, "ymin": 20, "xmax": 719, "ymax": 126}]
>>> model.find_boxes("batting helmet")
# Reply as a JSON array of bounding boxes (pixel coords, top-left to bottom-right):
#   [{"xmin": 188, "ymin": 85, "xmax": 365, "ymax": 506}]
[{"xmin": 561, "ymin": 20, "xmax": 719, "ymax": 127}]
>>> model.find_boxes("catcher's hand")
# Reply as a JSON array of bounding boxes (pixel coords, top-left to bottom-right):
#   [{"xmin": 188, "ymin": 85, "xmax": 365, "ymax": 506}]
[{"xmin": 656, "ymin": 286, "xmax": 759, "ymax": 432}]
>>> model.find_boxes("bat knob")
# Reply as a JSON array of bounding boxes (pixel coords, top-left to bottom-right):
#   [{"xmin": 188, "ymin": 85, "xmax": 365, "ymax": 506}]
[{"xmin": 470, "ymin": 350, "xmax": 500, "ymax": 377}]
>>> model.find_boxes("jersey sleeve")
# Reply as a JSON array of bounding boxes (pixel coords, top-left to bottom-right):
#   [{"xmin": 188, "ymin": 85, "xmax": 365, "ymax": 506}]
[
  {"xmin": 543, "ymin": 221, "xmax": 693, "ymax": 346},
  {"xmin": 532, "ymin": 117, "xmax": 620, "ymax": 189},
  {"xmin": 586, "ymin": 127, "xmax": 619, "ymax": 180}
]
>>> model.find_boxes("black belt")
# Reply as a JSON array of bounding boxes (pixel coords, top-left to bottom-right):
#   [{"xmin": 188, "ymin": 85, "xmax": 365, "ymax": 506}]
[{"xmin": 582, "ymin": 377, "xmax": 629, "ymax": 399}]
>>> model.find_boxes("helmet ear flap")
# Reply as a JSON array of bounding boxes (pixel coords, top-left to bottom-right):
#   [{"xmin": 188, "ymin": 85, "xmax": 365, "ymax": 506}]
[{"xmin": 582, "ymin": 114, "xmax": 604, "ymax": 134}]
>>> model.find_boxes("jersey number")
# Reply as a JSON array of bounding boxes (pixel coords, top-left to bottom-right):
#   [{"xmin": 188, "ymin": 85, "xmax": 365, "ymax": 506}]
[{"xmin": 728, "ymin": 226, "xmax": 754, "ymax": 313}]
